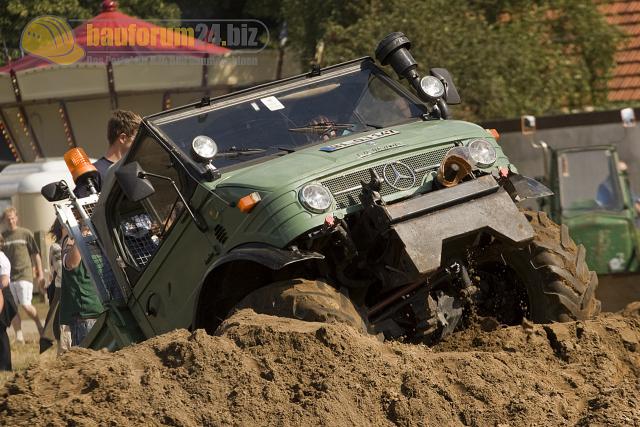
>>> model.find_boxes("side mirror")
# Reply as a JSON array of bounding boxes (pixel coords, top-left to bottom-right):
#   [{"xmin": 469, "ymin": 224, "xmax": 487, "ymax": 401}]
[
  {"xmin": 115, "ymin": 161, "xmax": 156, "ymax": 202},
  {"xmin": 429, "ymin": 68, "xmax": 460, "ymax": 105},
  {"xmin": 521, "ymin": 115, "xmax": 536, "ymax": 135},
  {"xmin": 41, "ymin": 180, "xmax": 71, "ymax": 202}
]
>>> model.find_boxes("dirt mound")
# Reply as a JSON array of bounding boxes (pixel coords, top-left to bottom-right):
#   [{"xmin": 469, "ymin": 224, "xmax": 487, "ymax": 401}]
[{"xmin": 1, "ymin": 309, "xmax": 639, "ymax": 426}]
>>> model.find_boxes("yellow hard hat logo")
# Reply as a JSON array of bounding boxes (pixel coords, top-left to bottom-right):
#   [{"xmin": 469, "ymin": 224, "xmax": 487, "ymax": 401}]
[{"xmin": 21, "ymin": 16, "xmax": 84, "ymax": 65}]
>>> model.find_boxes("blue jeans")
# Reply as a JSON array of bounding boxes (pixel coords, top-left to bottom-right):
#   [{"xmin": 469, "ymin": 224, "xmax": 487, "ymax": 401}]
[{"xmin": 70, "ymin": 317, "xmax": 97, "ymax": 346}]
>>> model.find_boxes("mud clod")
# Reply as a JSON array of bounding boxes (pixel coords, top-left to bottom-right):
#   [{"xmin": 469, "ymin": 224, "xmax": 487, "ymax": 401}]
[{"xmin": 1, "ymin": 309, "xmax": 640, "ymax": 426}]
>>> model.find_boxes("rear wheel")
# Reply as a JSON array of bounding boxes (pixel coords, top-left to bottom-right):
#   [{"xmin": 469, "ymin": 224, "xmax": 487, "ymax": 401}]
[
  {"xmin": 474, "ymin": 210, "xmax": 600, "ymax": 323},
  {"xmin": 229, "ymin": 278, "xmax": 368, "ymax": 333}
]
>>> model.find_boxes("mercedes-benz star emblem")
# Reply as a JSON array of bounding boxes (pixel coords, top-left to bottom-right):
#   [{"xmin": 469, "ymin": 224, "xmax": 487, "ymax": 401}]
[{"xmin": 382, "ymin": 161, "xmax": 416, "ymax": 191}]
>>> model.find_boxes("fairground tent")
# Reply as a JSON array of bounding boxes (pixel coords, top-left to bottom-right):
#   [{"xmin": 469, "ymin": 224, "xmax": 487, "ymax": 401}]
[{"xmin": 0, "ymin": 0, "xmax": 298, "ymax": 162}]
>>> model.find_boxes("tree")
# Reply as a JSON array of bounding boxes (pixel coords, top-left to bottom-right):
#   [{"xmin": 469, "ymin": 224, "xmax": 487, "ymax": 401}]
[
  {"xmin": 265, "ymin": 0, "xmax": 621, "ymax": 121},
  {"xmin": 0, "ymin": 0, "xmax": 621, "ymax": 121}
]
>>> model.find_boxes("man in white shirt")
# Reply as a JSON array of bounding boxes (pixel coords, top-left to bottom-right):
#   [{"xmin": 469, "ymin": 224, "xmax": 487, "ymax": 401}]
[{"xmin": 0, "ymin": 240, "xmax": 13, "ymax": 370}]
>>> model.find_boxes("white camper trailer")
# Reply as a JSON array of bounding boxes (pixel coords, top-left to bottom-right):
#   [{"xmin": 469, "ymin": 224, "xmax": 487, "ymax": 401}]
[{"xmin": 0, "ymin": 159, "xmax": 76, "ymax": 280}]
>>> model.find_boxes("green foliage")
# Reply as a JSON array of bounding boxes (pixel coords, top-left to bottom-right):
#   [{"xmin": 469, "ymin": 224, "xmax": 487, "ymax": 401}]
[
  {"xmin": 0, "ymin": 0, "xmax": 621, "ymax": 121},
  {"xmin": 270, "ymin": 0, "xmax": 621, "ymax": 121}
]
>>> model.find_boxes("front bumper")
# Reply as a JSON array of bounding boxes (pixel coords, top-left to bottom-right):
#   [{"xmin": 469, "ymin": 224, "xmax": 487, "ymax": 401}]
[{"xmin": 387, "ymin": 175, "xmax": 535, "ymax": 275}]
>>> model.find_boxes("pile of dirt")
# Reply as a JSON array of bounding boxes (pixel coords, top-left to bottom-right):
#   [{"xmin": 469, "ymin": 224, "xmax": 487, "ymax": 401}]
[{"xmin": 1, "ymin": 307, "xmax": 640, "ymax": 426}]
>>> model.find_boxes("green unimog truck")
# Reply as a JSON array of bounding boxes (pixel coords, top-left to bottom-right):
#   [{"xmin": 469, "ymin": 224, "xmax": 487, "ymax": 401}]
[{"xmin": 43, "ymin": 33, "xmax": 599, "ymax": 350}]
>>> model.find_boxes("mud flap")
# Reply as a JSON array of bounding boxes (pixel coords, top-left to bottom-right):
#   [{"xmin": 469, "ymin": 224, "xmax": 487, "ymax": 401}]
[{"xmin": 391, "ymin": 190, "xmax": 535, "ymax": 275}]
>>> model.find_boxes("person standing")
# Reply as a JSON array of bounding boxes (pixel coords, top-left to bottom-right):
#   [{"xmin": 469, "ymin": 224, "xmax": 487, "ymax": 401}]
[
  {"xmin": 94, "ymin": 109, "xmax": 142, "ymax": 181},
  {"xmin": 2, "ymin": 207, "xmax": 44, "ymax": 342},
  {"xmin": 58, "ymin": 109, "xmax": 140, "ymax": 347},
  {"xmin": 40, "ymin": 219, "xmax": 71, "ymax": 354},
  {"xmin": 0, "ymin": 235, "xmax": 14, "ymax": 370},
  {"xmin": 60, "ymin": 228, "xmax": 104, "ymax": 346}
]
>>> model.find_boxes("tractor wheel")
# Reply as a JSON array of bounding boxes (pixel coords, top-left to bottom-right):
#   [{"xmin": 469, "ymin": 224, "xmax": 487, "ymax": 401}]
[
  {"xmin": 229, "ymin": 278, "xmax": 369, "ymax": 333},
  {"xmin": 473, "ymin": 210, "xmax": 600, "ymax": 324}
]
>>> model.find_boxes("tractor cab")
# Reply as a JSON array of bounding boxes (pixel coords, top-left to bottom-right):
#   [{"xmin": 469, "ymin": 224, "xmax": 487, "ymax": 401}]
[
  {"xmin": 550, "ymin": 146, "xmax": 640, "ymax": 274},
  {"xmin": 522, "ymin": 112, "xmax": 640, "ymax": 311}
]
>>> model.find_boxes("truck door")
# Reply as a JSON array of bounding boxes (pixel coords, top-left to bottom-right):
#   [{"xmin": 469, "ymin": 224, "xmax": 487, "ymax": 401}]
[{"xmin": 108, "ymin": 135, "xmax": 212, "ymax": 335}]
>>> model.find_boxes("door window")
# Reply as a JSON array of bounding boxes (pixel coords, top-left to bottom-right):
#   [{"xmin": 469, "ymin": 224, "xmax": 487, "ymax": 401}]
[{"xmin": 112, "ymin": 136, "xmax": 190, "ymax": 276}]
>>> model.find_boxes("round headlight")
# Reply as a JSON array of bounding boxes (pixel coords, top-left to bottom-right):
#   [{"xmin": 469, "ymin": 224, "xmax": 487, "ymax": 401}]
[
  {"xmin": 420, "ymin": 76, "xmax": 445, "ymax": 99},
  {"xmin": 467, "ymin": 139, "xmax": 497, "ymax": 168},
  {"xmin": 192, "ymin": 135, "xmax": 218, "ymax": 161},
  {"xmin": 299, "ymin": 184, "xmax": 332, "ymax": 213}
]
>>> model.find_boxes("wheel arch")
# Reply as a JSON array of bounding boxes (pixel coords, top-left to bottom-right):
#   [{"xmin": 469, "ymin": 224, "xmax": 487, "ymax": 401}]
[{"xmin": 192, "ymin": 243, "xmax": 324, "ymax": 333}]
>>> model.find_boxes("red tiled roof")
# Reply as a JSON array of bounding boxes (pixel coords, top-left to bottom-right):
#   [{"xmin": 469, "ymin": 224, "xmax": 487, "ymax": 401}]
[
  {"xmin": 601, "ymin": 0, "xmax": 640, "ymax": 14},
  {"xmin": 600, "ymin": 1, "xmax": 640, "ymax": 101},
  {"xmin": 608, "ymin": 87, "xmax": 640, "ymax": 100}
]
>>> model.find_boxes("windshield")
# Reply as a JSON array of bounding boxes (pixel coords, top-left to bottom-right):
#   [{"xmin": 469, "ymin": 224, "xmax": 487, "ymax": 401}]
[
  {"xmin": 558, "ymin": 149, "xmax": 624, "ymax": 212},
  {"xmin": 151, "ymin": 62, "xmax": 426, "ymax": 169}
]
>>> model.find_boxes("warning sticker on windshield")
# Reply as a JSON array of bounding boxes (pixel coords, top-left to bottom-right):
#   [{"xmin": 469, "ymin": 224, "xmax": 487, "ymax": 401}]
[
  {"xmin": 260, "ymin": 96, "xmax": 285, "ymax": 111},
  {"xmin": 319, "ymin": 129, "xmax": 400, "ymax": 152}
]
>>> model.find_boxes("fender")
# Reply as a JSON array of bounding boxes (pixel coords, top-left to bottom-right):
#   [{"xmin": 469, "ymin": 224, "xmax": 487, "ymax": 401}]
[
  {"xmin": 209, "ymin": 243, "xmax": 324, "ymax": 271},
  {"xmin": 191, "ymin": 243, "xmax": 324, "ymax": 329},
  {"xmin": 503, "ymin": 174, "xmax": 553, "ymax": 202}
]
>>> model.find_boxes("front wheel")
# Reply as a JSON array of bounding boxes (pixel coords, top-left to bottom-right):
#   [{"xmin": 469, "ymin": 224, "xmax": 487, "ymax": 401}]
[
  {"xmin": 474, "ymin": 210, "xmax": 600, "ymax": 323},
  {"xmin": 227, "ymin": 278, "xmax": 369, "ymax": 334}
]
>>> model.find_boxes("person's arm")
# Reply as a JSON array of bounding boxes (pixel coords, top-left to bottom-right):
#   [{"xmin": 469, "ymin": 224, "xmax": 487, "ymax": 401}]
[
  {"xmin": 31, "ymin": 252, "xmax": 44, "ymax": 288},
  {"xmin": 63, "ymin": 238, "xmax": 82, "ymax": 270},
  {"xmin": 0, "ymin": 273, "xmax": 8, "ymax": 289},
  {"xmin": 27, "ymin": 232, "xmax": 44, "ymax": 287}
]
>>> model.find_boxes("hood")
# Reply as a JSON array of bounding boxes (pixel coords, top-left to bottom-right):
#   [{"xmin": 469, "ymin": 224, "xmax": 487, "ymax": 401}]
[{"xmin": 213, "ymin": 119, "xmax": 490, "ymax": 191}]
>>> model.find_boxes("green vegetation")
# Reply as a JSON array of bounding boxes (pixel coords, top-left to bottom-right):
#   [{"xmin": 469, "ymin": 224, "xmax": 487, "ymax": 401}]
[
  {"xmin": 270, "ymin": 0, "xmax": 621, "ymax": 121},
  {"xmin": 0, "ymin": 0, "xmax": 621, "ymax": 121}
]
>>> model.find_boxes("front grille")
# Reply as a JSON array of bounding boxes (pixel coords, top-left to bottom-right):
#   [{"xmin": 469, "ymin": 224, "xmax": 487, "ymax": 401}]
[{"xmin": 321, "ymin": 145, "xmax": 455, "ymax": 209}]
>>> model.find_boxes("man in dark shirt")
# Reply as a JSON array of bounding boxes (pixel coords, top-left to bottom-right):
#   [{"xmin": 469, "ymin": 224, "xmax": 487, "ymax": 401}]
[
  {"xmin": 93, "ymin": 109, "xmax": 142, "ymax": 186},
  {"xmin": 59, "ymin": 109, "xmax": 140, "ymax": 347}
]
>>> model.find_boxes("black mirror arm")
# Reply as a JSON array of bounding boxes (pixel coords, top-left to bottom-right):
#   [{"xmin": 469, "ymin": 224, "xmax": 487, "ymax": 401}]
[
  {"xmin": 437, "ymin": 99, "xmax": 450, "ymax": 119},
  {"xmin": 138, "ymin": 171, "xmax": 207, "ymax": 231}
]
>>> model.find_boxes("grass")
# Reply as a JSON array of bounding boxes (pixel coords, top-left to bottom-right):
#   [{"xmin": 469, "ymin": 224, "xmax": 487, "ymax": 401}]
[{"xmin": 1, "ymin": 293, "xmax": 57, "ymax": 386}]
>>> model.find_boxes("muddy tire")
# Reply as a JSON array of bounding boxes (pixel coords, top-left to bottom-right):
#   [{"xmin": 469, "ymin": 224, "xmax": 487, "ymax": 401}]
[
  {"xmin": 231, "ymin": 278, "xmax": 368, "ymax": 333},
  {"xmin": 476, "ymin": 210, "xmax": 600, "ymax": 323}
]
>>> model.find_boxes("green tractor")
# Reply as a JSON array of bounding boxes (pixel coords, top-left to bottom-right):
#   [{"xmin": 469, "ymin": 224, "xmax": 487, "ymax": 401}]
[
  {"xmin": 42, "ymin": 33, "xmax": 599, "ymax": 350},
  {"xmin": 522, "ymin": 115, "xmax": 640, "ymax": 311}
]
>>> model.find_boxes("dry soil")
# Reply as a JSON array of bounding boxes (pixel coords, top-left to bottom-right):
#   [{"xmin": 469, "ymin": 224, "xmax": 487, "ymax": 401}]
[{"xmin": 1, "ymin": 304, "xmax": 640, "ymax": 426}]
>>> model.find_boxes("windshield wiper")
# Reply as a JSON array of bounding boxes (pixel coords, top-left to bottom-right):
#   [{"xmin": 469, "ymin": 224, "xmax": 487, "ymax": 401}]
[
  {"xmin": 365, "ymin": 122, "xmax": 384, "ymax": 129},
  {"xmin": 276, "ymin": 146, "xmax": 296, "ymax": 153},
  {"xmin": 217, "ymin": 146, "xmax": 267, "ymax": 157},
  {"xmin": 288, "ymin": 121, "xmax": 354, "ymax": 135}
]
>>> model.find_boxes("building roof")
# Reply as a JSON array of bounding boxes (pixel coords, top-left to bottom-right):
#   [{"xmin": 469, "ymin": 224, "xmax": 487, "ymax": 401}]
[{"xmin": 600, "ymin": 1, "xmax": 640, "ymax": 101}]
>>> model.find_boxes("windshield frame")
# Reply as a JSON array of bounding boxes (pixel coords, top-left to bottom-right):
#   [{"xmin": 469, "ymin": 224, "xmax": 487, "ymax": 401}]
[{"xmin": 145, "ymin": 57, "xmax": 427, "ymax": 176}]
